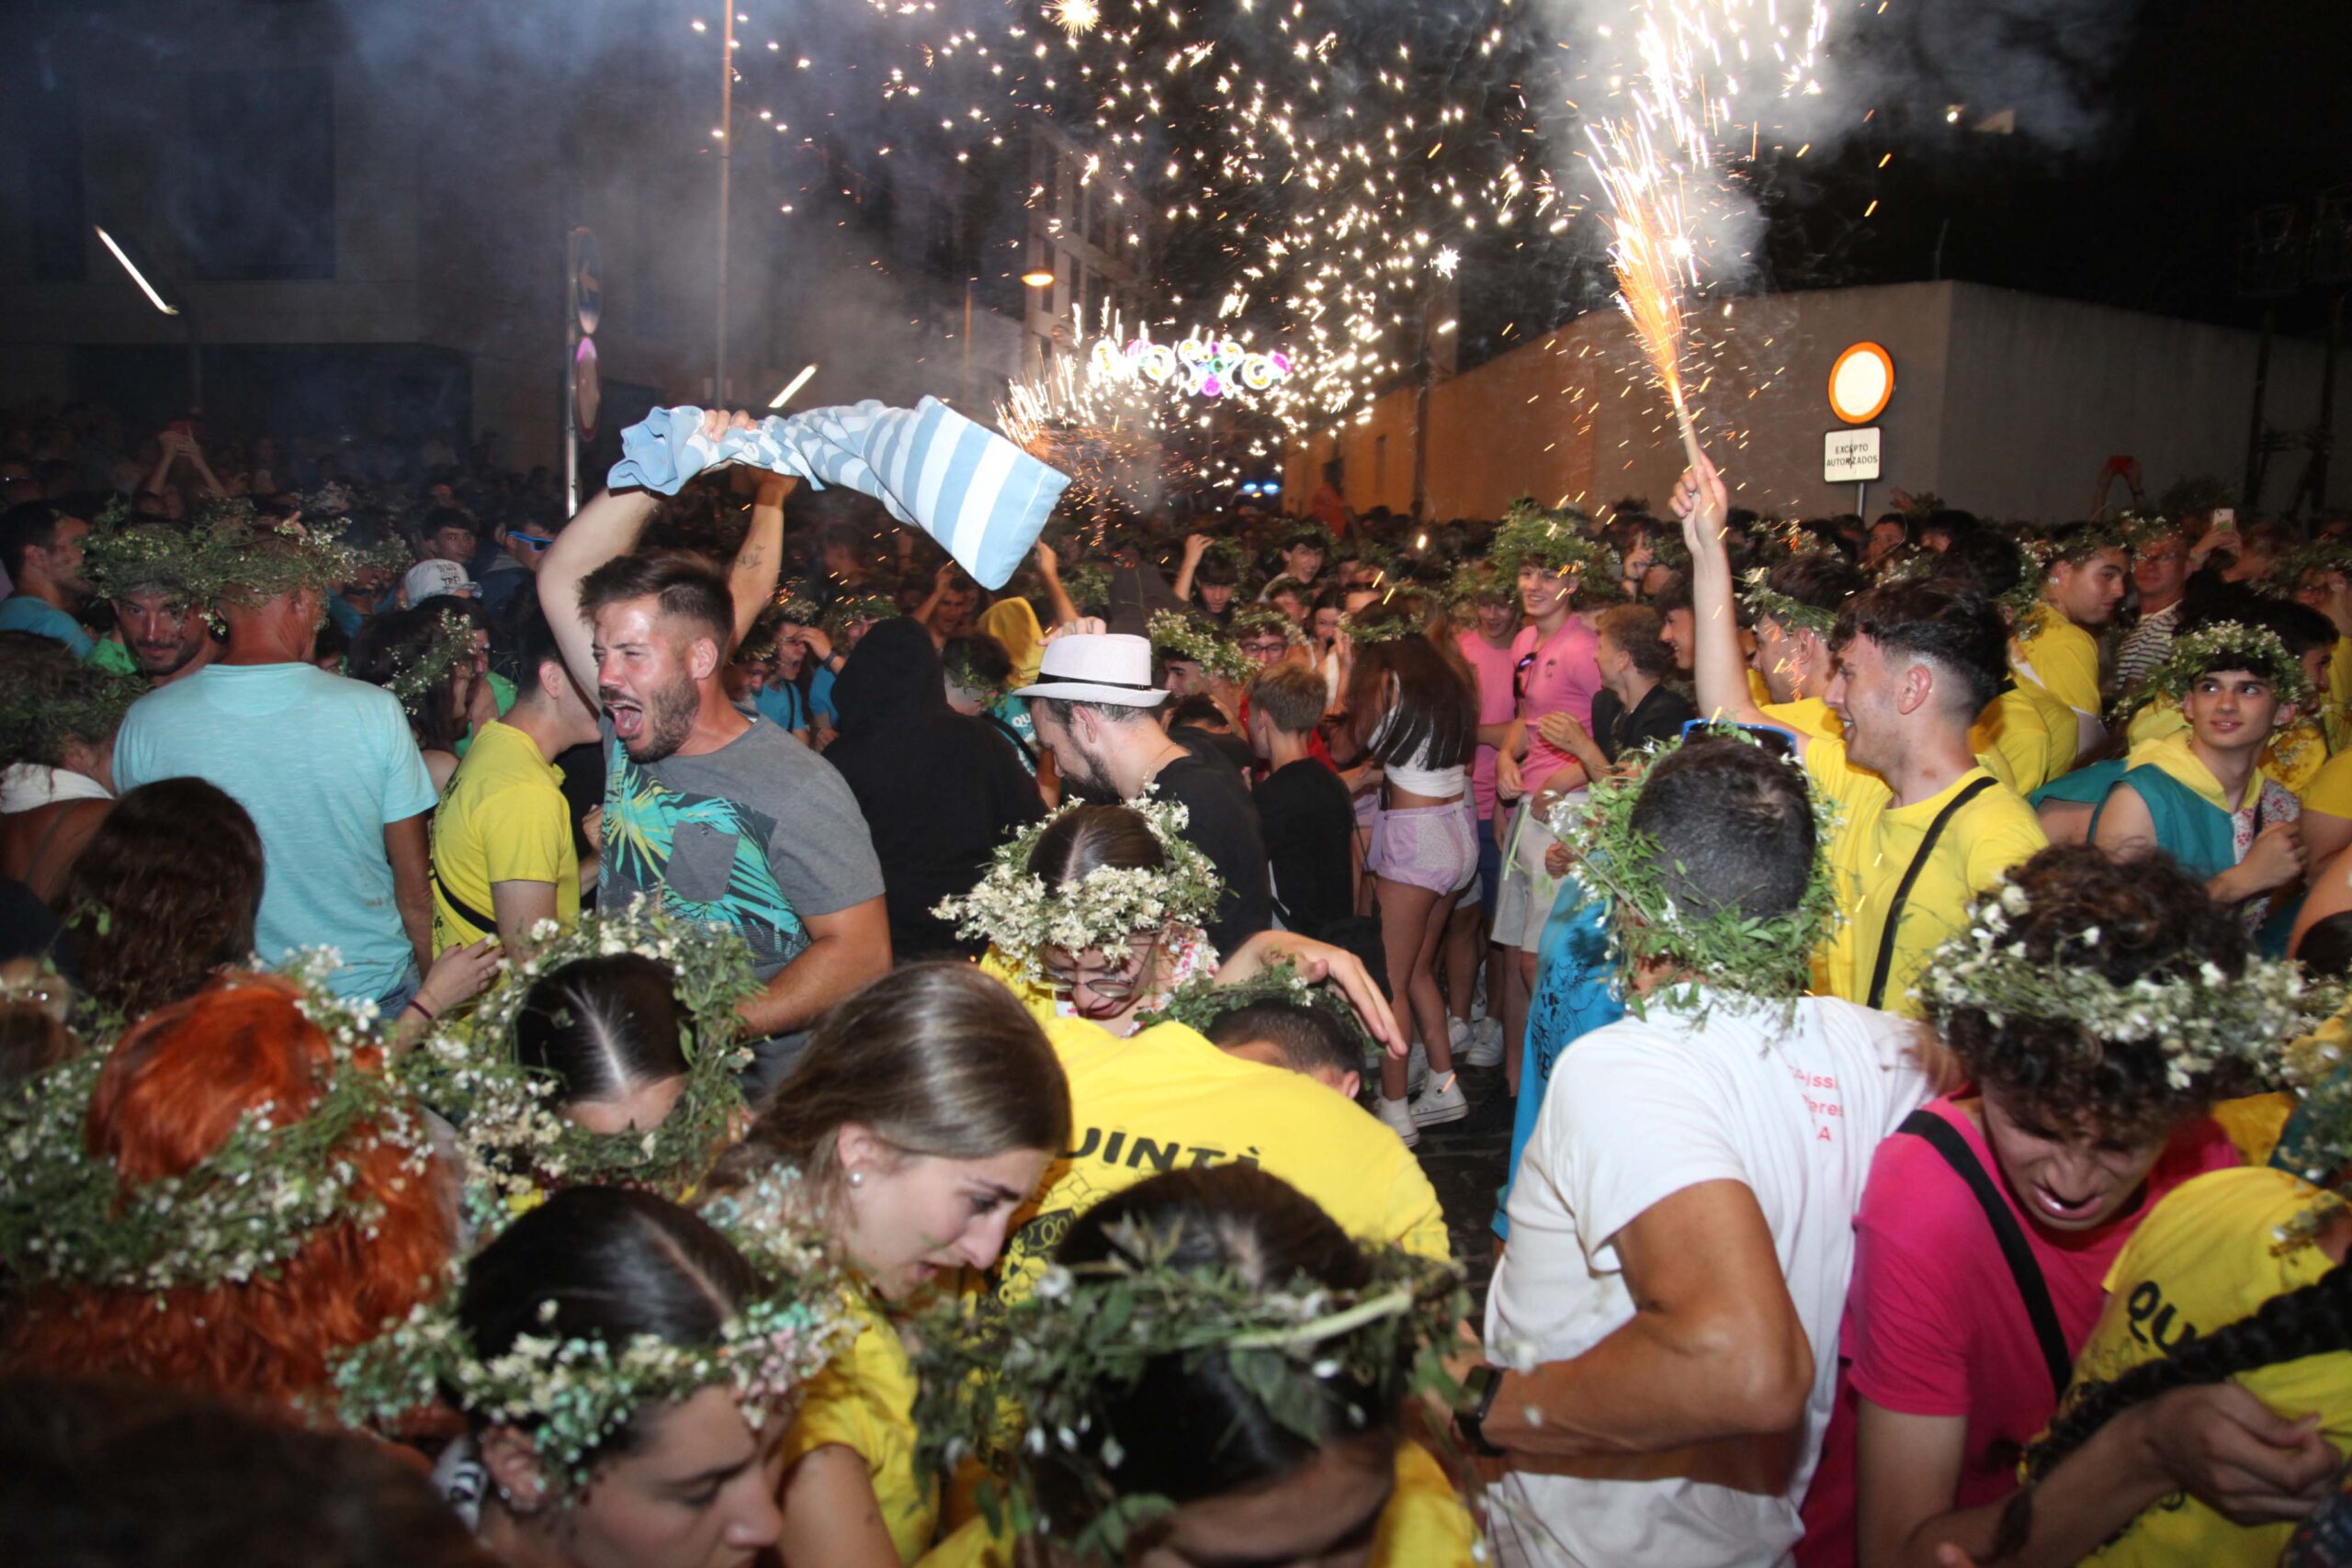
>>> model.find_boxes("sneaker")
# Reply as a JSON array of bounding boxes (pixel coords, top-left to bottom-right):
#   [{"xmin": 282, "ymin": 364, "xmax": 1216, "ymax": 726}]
[
  {"xmin": 1459, "ymin": 1017, "xmax": 1506, "ymax": 1069},
  {"xmin": 1410, "ymin": 1071, "xmax": 1470, "ymax": 1128},
  {"xmin": 1375, "ymin": 1093, "xmax": 1420, "ymax": 1148}
]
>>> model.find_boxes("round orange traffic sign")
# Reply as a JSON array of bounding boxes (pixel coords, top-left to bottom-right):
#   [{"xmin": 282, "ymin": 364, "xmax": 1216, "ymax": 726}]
[{"xmin": 1828, "ymin": 341, "xmax": 1894, "ymax": 424}]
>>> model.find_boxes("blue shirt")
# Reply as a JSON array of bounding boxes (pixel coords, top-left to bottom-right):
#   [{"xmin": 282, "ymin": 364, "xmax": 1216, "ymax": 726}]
[
  {"xmin": 809, "ymin": 664, "xmax": 839, "ymax": 727},
  {"xmin": 0, "ymin": 594, "xmax": 94, "ymax": 658},
  {"xmin": 113, "ymin": 662, "xmax": 440, "ymax": 1000},
  {"xmin": 754, "ymin": 679, "xmax": 809, "ymax": 734}
]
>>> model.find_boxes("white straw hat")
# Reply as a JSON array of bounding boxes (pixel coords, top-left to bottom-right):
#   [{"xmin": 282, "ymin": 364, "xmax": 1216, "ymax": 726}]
[{"xmin": 1011, "ymin": 632, "xmax": 1170, "ymax": 707}]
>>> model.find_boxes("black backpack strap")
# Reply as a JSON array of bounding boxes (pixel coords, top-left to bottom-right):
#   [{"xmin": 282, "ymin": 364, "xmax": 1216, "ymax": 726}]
[
  {"xmin": 431, "ymin": 861, "xmax": 502, "ymax": 942},
  {"xmin": 1898, "ymin": 1108, "xmax": 2074, "ymax": 1401},
  {"xmin": 1865, "ymin": 775, "xmax": 1996, "ymax": 1010}
]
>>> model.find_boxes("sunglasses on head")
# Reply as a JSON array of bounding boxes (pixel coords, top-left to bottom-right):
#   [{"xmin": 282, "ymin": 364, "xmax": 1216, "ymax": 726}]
[{"xmin": 508, "ymin": 532, "xmax": 554, "ymax": 548}]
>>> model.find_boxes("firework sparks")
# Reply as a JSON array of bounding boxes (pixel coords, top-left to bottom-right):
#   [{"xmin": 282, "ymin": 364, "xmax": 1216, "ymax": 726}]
[{"xmin": 1048, "ymin": 0, "xmax": 1100, "ymax": 39}]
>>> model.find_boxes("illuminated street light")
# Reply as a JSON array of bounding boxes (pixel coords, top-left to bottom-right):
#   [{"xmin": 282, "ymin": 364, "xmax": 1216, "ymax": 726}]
[
  {"xmin": 768, "ymin": 363, "xmax": 819, "ymax": 409},
  {"xmin": 96, "ymin": 226, "xmax": 178, "ymax": 315}
]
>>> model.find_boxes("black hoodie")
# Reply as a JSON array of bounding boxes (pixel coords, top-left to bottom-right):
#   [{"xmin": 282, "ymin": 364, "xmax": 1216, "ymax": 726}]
[{"xmin": 824, "ymin": 617, "xmax": 1045, "ymax": 958}]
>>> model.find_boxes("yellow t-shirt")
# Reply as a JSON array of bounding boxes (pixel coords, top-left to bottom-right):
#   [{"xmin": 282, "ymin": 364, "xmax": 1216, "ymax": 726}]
[
  {"xmin": 2329, "ymin": 637, "xmax": 2352, "ymax": 756},
  {"xmin": 781, "ymin": 1290, "xmax": 936, "ymax": 1562},
  {"xmin": 2012, "ymin": 611, "xmax": 2103, "ymax": 717},
  {"xmin": 1804, "ymin": 739, "xmax": 2049, "ymax": 1015},
  {"xmin": 988, "ymin": 1014, "xmax": 1451, "ymax": 1304},
  {"xmin": 1971, "ymin": 681, "xmax": 2079, "ymax": 796},
  {"xmin": 1747, "ymin": 667, "xmax": 1775, "ymax": 709},
  {"xmin": 914, "ymin": 1439, "xmax": 1478, "ymax": 1568},
  {"xmin": 2304, "ymin": 745, "xmax": 2352, "ymax": 822},
  {"xmin": 1760, "ymin": 696, "xmax": 1844, "ymax": 742},
  {"xmin": 429, "ymin": 719, "xmax": 579, "ymax": 953},
  {"xmin": 2067, "ymin": 1168, "xmax": 2352, "ymax": 1568}
]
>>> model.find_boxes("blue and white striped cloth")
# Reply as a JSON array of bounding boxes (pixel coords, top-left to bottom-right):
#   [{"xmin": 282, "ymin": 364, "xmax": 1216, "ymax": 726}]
[{"xmin": 608, "ymin": 398, "xmax": 1068, "ymax": 590}]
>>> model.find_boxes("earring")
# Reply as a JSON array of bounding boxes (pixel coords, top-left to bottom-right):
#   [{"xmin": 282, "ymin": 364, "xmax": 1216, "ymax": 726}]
[{"xmin": 848, "ymin": 1168, "xmax": 865, "ymax": 1187}]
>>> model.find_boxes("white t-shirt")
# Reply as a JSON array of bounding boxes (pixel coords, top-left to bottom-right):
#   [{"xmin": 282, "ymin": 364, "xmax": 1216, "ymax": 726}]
[{"xmin": 1483, "ymin": 994, "xmax": 1933, "ymax": 1568}]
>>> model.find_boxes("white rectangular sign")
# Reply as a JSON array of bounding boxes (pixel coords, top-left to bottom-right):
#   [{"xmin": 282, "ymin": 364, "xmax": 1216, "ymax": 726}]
[{"xmin": 1824, "ymin": 426, "xmax": 1883, "ymax": 484}]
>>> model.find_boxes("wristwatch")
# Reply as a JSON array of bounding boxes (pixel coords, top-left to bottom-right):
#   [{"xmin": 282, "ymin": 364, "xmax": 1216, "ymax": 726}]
[{"xmin": 1455, "ymin": 1364, "xmax": 1507, "ymax": 1458}]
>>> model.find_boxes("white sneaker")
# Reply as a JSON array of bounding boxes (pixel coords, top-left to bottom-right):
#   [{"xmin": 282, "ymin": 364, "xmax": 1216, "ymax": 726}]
[
  {"xmin": 1375, "ymin": 1094, "xmax": 1420, "ymax": 1148},
  {"xmin": 1410, "ymin": 1071, "xmax": 1469, "ymax": 1128},
  {"xmin": 1459, "ymin": 1017, "xmax": 1506, "ymax": 1069}
]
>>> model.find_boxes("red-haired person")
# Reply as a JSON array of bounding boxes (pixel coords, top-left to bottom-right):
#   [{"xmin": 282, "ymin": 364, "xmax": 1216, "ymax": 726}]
[{"xmin": 1, "ymin": 974, "xmax": 453, "ymax": 1416}]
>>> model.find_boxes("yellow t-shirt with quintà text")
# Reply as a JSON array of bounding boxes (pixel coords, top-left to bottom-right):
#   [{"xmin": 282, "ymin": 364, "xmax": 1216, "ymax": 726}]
[
  {"xmin": 2065, "ymin": 1167, "xmax": 2352, "ymax": 1568},
  {"xmin": 988, "ymin": 1013, "xmax": 1451, "ymax": 1306}
]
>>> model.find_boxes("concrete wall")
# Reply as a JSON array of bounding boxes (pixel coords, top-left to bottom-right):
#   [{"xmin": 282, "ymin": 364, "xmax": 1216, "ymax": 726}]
[{"xmin": 1287, "ymin": 280, "xmax": 2350, "ymax": 524}]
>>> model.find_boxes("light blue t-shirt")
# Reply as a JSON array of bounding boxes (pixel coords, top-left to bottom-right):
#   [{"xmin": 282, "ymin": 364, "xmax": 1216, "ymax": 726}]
[
  {"xmin": 0, "ymin": 593, "xmax": 95, "ymax": 658},
  {"xmin": 113, "ymin": 662, "xmax": 440, "ymax": 1000},
  {"xmin": 808, "ymin": 663, "xmax": 839, "ymax": 727}
]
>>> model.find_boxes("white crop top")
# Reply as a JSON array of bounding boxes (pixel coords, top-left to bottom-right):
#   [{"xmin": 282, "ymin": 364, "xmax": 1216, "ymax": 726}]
[{"xmin": 1369, "ymin": 704, "xmax": 1467, "ymax": 798}]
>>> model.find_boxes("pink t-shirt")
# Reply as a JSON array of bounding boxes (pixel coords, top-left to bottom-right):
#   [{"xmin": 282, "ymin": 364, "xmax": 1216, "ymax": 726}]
[
  {"xmin": 1511, "ymin": 615, "xmax": 1602, "ymax": 795},
  {"xmin": 1795, "ymin": 1095, "xmax": 2240, "ymax": 1565},
  {"xmin": 1457, "ymin": 628, "xmax": 1522, "ymax": 820}
]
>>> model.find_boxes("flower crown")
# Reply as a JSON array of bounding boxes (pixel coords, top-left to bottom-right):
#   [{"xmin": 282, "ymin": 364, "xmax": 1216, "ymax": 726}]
[
  {"xmin": 196, "ymin": 505, "xmax": 403, "ymax": 604},
  {"xmin": 1146, "ymin": 610, "xmax": 1250, "ymax": 683},
  {"xmin": 1490, "ymin": 499, "xmax": 1620, "ymax": 589},
  {"xmin": 910, "ymin": 1215, "xmax": 1465, "ymax": 1560},
  {"xmin": 1138, "ymin": 957, "xmax": 1378, "ymax": 1062},
  {"xmin": 2135, "ymin": 620, "xmax": 2313, "ymax": 715},
  {"xmin": 933, "ymin": 795, "xmax": 1224, "ymax": 986},
  {"xmin": 0, "ymin": 955, "xmax": 431, "ymax": 1294},
  {"xmin": 79, "ymin": 519, "xmax": 209, "ymax": 603},
  {"xmin": 2114, "ymin": 511, "xmax": 2182, "ymax": 552},
  {"xmin": 823, "ymin": 592, "xmax": 900, "ymax": 637},
  {"xmin": 1547, "ymin": 730, "xmax": 1843, "ymax": 1020},
  {"xmin": 0, "ymin": 663, "xmax": 144, "ymax": 770},
  {"xmin": 1337, "ymin": 595, "xmax": 1424, "ymax": 644},
  {"xmin": 334, "ymin": 1168, "xmax": 853, "ymax": 1498},
  {"xmin": 1227, "ymin": 606, "xmax": 1308, "ymax": 647},
  {"xmin": 772, "ymin": 577, "xmax": 821, "ymax": 626},
  {"xmin": 379, "ymin": 608, "xmax": 477, "ymax": 718},
  {"xmin": 1259, "ymin": 572, "xmax": 1316, "ymax": 604},
  {"xmin": 1447, "ymin": 560, "xmax": 1514, "ymax": 608},
  {"xmin": 1912, "ymin": 874, "xmax": 2332, "ymax": 1092},
  {"xmin": 392, "ymin": 901, "xmax": 760, "ymax": 1231},
  {"xmin": 1057, "ymin": 560, "xmax": 1113, "ymax": 617},
  {"xmin": 1739, "ymin": 566, "xmax": 1839, "ymax": 637}
]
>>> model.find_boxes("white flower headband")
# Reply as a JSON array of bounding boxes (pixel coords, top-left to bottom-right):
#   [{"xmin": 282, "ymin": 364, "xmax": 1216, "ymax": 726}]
[{"xmin": 933, "ymin": 795, "xmax": 1223, "ymax": 986}]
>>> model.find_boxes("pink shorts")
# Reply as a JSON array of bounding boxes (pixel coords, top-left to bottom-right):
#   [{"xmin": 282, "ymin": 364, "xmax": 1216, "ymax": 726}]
[{"xmin": 1366, "ymin": 799, "xmax": 1478, "ymax": 897}]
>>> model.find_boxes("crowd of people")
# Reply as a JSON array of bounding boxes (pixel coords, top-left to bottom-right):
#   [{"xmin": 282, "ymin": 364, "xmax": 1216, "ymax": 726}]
[{"xmin": 2, "ymin": 389, "xmax": 2350, "ymax": 1568}]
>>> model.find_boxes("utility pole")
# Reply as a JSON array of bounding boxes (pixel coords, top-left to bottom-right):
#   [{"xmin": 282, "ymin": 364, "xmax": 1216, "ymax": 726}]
[{"xmin": 715, "ymin": 6, "xmax": 734, "ymax": 406}]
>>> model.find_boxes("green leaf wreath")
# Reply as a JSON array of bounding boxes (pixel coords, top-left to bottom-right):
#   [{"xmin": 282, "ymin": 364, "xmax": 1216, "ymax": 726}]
[
  {"xmin": 1546, "ymin": 731, "xmax": 1843, "ymax": 1020},
  {"xmin": 0, "ymin": 954, "xmax": 432, "ymax": 1294},
  {"xmin": 390, "ymin": 900, "xmax": 761, "ymax": 1233},
  {"xmin": 1137, "ymin": 956, "xmax": 1379, "ymax": 1063},
  {"xmin": 909, "ymin": 1215, "xmax": 1466, "ymax": 1561},
  {"xmin": 1146, "ymin": 609, "xmax": 1251, "ymax": 683},
  {"xmin": 1912, "ymin": 874, "xmax": 2335, "ymax": 1096},
  {"xmin": 1488, "ymin": 498, "xmax": 1622, "ymax": 593},
  {"xmin": 2109, "ymin": 619, "xmax": 2314, "ymax": 730},
  {"xmin": 1739, "ymin": 566, "xmax": 1839, "ymax": 637}
]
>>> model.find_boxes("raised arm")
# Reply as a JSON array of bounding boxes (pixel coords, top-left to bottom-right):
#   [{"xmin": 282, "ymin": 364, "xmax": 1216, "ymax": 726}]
[
  {"xmin": 1670, "ymin": 452, "xmax": 1779, "ymax": 735},
  {"xmin": 1173, "ymin": 533, "xmax": 1210, "ymax": 603},
  {"xmin": 728, "ymin": 473, "xmax": 795, "ymax": 651},
  {"xmin": 537, "ymin": 488, "xmax": 660, "ymax": 705},
  {"xmin": 1034, "ymin": 540, "xmax": 1081, "ymax": 629}
]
